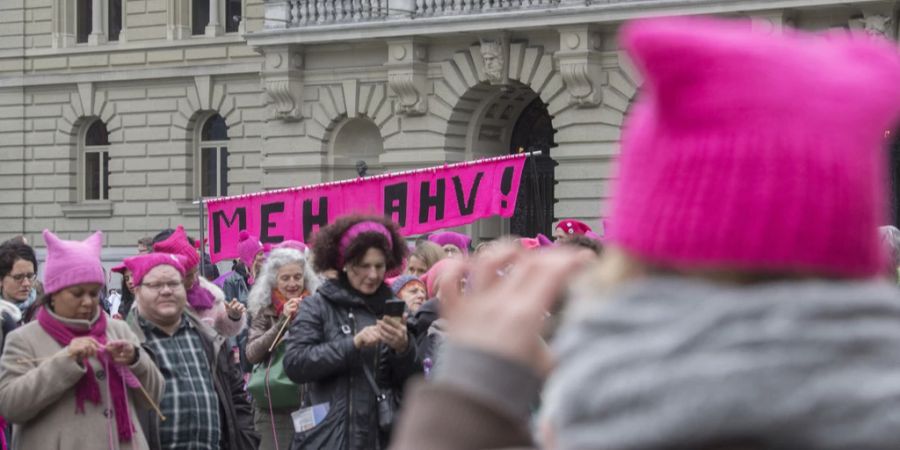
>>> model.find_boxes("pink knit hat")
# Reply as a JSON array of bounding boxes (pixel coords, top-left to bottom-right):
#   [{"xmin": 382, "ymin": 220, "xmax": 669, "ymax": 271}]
[
  {"xmin": 556, "ymin": 219, "xmax": 592, "ymax": 236},
  {"xmin": 608, "ymin": 17, "xmax": 900, "ymax": 278},
  {"xmin": 428, "ymin": 231, "xmax": 471, "ymax": 255},
  {"xmin": 42, "ymin": 230, "xmax": 105, "ymax": 294},
  {"xmin": 275, "ymin": 240, "xmax": 308, "ymax": 253},
  {"xmin": 152, "ymin": 225, "xmax": 200, "ymax": 270},
  {"xmin": 237, "ymin": 230, "xmax": 264, "ymax": 268},
  {"xmin": 123, "ymin": 253, "xmax": 187, "ymax": 286}
]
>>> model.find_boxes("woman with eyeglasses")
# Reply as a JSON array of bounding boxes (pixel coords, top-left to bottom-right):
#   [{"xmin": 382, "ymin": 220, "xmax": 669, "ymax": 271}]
[
  {"xmin": 245, "ymin": 247, "xmax": 320, "ymax": 450},
  {"xmin": 0, "ymin": 239, "xmax": 39, "ymax": 351},
  {"xmin": 283, "ymin": 215, "xmax": 420, "ymax": 449},
  {"xmin": 0, "ymin": 230, "xmax": 163, "ymax": 450}
]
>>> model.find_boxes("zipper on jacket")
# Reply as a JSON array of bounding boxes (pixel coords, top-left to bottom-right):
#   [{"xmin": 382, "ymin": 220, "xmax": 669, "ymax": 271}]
[{"xmin": 348, "ymin": 311, "xmax": 356, "ymax": 450}]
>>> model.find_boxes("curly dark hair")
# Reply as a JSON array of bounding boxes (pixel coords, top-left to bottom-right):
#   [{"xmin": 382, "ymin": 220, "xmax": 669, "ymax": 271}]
[
  {"xmin": 312, "ymin": 215, "xmax": 407, "ymax": 273},
  {"xmin": 0, "ymin": 240, "xmax": 38, "ymax": 279}
]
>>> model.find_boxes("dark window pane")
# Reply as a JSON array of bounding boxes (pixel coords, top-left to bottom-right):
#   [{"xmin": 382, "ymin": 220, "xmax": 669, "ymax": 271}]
[
  {"xmin": 201, "ymin": 147, "xmax": 217, "ymax": 197},
  {"xmin": 225, "ymin": 0, "xmax": 241, "ymax": 33},
  {"xmin": 77, "ymin": 0, "xmax": 92, "ymax": 43},
  {"xmin": 201, "ymin": 114, "xmax": 228, "ymax": 141},
  {"xmin": 103, "ymin": 152, "xmax": 110, "ymax": 200},
  {"xmin": 219, "ymin": 147, "xmax": 228, "ymax": 196},
  {"xmin": 108, "ymin": 0, "xmax": 122, "ymax": 41},
  {"xmin": 192, "ymin": 0, "xmax": 210, "ymax": 35},
  {"xmin": 85, "ymin": 121, "xmax": 109, "ymax": 146},
  {"xmin": 85, "ymin": 152, "xmax": 100, "ymax": 200}
]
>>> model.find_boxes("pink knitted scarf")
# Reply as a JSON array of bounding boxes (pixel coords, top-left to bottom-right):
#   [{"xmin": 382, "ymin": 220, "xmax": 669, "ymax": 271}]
[
  {"xmin": 186, "ymin": 284, "xmax": 216, "ymax": 311},
  {"xmin": 36, "ymin": 307, "xmax": 135, "ymax": 442}
]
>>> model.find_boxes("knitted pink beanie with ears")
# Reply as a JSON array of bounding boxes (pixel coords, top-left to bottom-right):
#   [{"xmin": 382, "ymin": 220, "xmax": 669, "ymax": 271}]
[{"xmin": 607, "ymin": 17, "xmax": 900, "ymax": 278}]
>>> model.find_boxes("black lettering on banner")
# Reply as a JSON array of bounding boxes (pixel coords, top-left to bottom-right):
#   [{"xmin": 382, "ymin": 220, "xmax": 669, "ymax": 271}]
[
  {"xmin": 452, "ymin": 172, "xmax": 484, "ymax": 216},
  {"xmin": 212, "ymin": 208, "xmax": 247, "ymax": 253},
  {"xmin": 383, "ymin": 182, "xmax": 409, "ymax": 227},
  {"xmin": 500, "ymin": 166, "xmax": 514, "ymax": 209},
  {"xmin": 303, "ymin": 196, "xmax": 329, "ymax": 242},
  {"xmin": 418, "ymin": 179, "xmax": 446, "ymax": 224},
  {"xmin": 259, "ymin": 202, "xmax": 285, "ymax": 244}
]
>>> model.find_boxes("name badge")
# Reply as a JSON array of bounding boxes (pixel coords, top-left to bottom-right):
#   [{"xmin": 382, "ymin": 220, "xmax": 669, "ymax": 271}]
[{"xmin": 291, "ymin": 402, "xmax": 330, "ymax": 432}]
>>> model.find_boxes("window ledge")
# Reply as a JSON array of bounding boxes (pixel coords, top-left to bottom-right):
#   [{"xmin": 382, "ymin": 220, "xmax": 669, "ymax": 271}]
[
  {"xmin": 61, "ymin": 202, "xmax": 114, "ymax": 218},
  {"xmin": 176, "ymin": 201, "xmax": 202, "ymax": 217}
]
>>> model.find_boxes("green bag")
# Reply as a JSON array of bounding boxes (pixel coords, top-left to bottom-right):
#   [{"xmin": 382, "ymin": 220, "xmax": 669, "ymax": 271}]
[{"xmin": 247, "ymin": 343, "xmax": 302, "ymax": 410}]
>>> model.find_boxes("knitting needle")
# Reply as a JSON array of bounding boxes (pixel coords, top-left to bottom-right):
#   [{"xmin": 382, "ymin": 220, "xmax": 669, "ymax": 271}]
[
  {"xmin": 135, "ymin": 383, "xmax": 166, "ymax": 421},
  {"xmin": 268, "ymin": 315, "xmax": 292, "ymax": 353},
  {"xmin": 15, "ymin": 356, "xmax": 52, "ymax": 364}
]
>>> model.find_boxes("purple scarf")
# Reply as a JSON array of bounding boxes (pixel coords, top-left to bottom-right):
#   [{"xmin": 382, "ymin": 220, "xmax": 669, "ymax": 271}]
[
  {"xmin": 36, "ymin": 307, "xmax": 135, "ymax": 442},
  {"xmin": 186, "ymin": 284, "xmax": 216, "ymax": 311}
]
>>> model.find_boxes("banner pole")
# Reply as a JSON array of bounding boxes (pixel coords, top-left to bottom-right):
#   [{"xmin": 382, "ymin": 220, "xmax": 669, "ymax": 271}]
[{"xmin": 198, "ymin": 197, "xmax": 206, "ymax": 278}]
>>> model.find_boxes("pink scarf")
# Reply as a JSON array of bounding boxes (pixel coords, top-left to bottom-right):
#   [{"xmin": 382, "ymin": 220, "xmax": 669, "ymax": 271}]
[
  {"xmin": 186, "ymin": 284, "xmax": 216, "ymax": 311},
  {"xmin": 36, "ymin": 307, "xmax": 135, "ymax": 442}
]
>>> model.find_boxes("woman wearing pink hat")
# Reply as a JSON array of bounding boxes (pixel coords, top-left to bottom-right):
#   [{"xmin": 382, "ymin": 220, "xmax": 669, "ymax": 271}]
[
  {"xmin": 0, "ymin": 230, "xmax": 164, "ymax": 450},
  {"xmin": 392, "ymin": 17, "xmax": 900, "ymax": 449}
]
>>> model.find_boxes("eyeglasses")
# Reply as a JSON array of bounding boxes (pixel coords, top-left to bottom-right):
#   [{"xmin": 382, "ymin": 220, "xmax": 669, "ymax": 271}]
[
  {"xmin": 140, "ymin": 281, "xmax": 184, "ymax": 292},
  {"xmin": 5, "ymin": 273, "xmax": 37, "ymax": 283}
]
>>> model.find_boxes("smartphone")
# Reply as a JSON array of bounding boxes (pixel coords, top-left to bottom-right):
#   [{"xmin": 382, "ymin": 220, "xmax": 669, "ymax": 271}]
[{"xmin": 383, "ymin": 299, "xmax": 406, "ymax": 318}]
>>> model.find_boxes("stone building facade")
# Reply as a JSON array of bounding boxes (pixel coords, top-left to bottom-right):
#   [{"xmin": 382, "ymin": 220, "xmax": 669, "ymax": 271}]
[{"xmin": 1, "ymin": 0, "xmax": 897, "ymax": 261}]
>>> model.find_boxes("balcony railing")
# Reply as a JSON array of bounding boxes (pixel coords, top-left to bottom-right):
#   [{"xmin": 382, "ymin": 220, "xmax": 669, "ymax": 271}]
[
  {"xmin": 414, "ymin": 0, "xmax": 561, "ymax": 16},
  {"xmin": 274, "ymin": 0, "xmax": 566, "ymax": 27},
  {"xmin": 288, "ymin": 0, "xmax": 389, "ymax": 25}
]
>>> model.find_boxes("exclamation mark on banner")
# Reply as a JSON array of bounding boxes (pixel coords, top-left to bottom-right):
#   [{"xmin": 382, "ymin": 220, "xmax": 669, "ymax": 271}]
[{"xmin": 500, "ymin": 167, "xmax": 514, "ymax": 209}]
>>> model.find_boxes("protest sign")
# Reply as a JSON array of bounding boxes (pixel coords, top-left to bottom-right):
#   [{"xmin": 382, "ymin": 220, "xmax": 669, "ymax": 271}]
[{"xmin": 206, "ymin": 154, "xmax": 526, "ymax": 262}]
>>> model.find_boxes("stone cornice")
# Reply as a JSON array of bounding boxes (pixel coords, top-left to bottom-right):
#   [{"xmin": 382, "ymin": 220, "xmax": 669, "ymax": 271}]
[{"xmin": 246, "ymin": 0, "xmax": 878, "ymax": 46}]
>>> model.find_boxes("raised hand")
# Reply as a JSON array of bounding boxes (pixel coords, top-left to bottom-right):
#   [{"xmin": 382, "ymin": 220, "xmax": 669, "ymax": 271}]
[
  {"xmin": 283, "ymin": 297, "xmax": 302, "ymax": 318},
  {"xmin": 438, "ymin": 244, "xmax": 592, "ymax": 377},
  {"xmin": 226, "ymin": 299, "xmax": 246, "ymax": 320}
]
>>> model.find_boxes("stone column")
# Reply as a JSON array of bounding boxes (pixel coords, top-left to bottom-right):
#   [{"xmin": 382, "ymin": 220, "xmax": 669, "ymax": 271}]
[
  {"xmin": 206, "ymin": 0, "xmax": 225, "ymax": 36},
  {"xmin": 88, "ymin": 0, "xmax": 106, "ymax": 45}
]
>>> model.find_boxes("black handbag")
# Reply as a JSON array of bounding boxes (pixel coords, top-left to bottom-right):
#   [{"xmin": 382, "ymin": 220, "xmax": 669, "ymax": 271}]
[{"xmin": 361, "ymin": 356, "xmax": 397, "ymax": 434}]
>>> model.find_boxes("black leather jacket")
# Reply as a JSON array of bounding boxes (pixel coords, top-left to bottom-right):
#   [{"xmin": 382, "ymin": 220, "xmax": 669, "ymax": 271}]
[{"xmin": 284, "ymin": 277, "xmax": 421, "ymax": 450}]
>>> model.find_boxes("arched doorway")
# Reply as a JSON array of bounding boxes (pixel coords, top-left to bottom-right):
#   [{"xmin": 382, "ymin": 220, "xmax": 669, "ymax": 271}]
[
  {"xmin": 890, "ymin": 127, "xmax": 900, "ymax": 225},
  {"xmin": 329, "ymin": 117, "xmax": 384, "ymax": 181},
  {"xmin": 509, "ymin": 98, "xmax": 557, "ymax": 237}
]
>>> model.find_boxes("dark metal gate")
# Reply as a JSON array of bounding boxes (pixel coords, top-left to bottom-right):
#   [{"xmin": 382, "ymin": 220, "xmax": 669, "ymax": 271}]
[
  {"xmin": 509, "ymin": 98, "xmax": 557, "ymax": 237},
  {"xmin": 890, "ymin": 128, "xmax": 900, "ymax": 225}
]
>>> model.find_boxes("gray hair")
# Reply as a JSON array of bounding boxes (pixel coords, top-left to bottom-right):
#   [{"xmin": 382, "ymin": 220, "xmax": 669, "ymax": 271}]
[
  {"xmin": 880, "ymin": 225, "xmax": 900, "ymax": 268},
  {"xmin": 247, "ymin": 248, "xmax": 320, "ymax": 316}
]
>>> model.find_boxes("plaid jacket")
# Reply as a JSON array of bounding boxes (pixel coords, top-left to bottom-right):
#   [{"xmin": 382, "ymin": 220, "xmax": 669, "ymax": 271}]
[
  {"xmin": 138, "ymin": 315, "xmax": 220, "ymax": 449},
  {"xmin": 128, "ymin": 311, "xmax": 259, "ymax": 450}
]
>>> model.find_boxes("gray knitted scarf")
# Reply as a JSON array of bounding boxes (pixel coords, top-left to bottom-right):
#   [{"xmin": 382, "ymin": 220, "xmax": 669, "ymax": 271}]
[{"xmin": 544, "ymin": 277, "xmax": 900, "ymax": 450}]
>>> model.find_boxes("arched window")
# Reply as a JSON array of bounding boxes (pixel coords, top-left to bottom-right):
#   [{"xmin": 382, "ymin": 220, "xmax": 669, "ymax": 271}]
[
  {"xmin": 83, "ymin": 120, "xmax": 110, "ymax": 201},
  {"xmin": 198, "ymin": 114, "xmax": 229, "ymax": 197}
]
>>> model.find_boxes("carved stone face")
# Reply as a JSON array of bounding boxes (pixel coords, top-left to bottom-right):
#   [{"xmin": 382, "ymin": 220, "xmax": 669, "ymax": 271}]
[
  {"xmin": 864, "ymin": 15, "xmax": 891, "ymax": 37},
  {"xmin": 481, "ymin": 43, "xmax": 504, "ymax": 82}
]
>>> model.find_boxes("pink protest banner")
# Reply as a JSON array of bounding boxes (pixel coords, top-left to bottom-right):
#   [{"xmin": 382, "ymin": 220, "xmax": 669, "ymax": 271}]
[{"xmin": 206, "ymin": 154, "xmax": 526, "ymax": 262}]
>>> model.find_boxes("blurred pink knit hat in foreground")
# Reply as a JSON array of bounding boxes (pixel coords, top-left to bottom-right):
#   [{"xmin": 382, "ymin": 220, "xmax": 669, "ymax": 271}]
[{"xmin": 607, "ymin": 17, "xmax": 900, "ymax": 278}]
